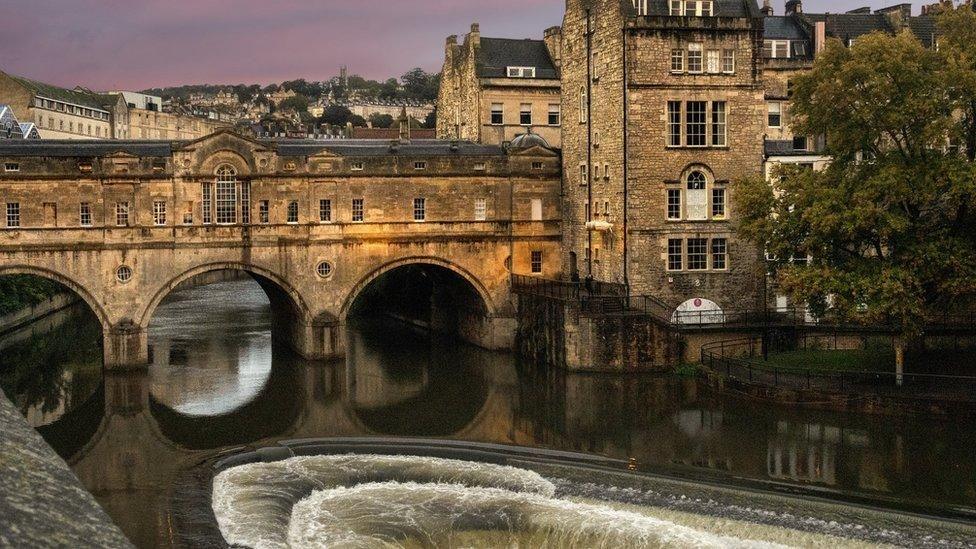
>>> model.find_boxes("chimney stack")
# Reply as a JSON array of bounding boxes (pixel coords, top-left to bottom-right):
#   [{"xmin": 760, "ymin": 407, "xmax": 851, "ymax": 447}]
[
  {"xmin": 543, "ymin": 26, "xmax": 563, "ymax": 69},
  {"xmin": 469, "ymin": 23, "xmax": 481, "ymax": 48},
  {"xmin": 785, "ymin": 0, "xmax": 802, "ymax": 15},
  {"xmin": 761, "ymin": 0, "xmax": 773, "ymax": 16}
]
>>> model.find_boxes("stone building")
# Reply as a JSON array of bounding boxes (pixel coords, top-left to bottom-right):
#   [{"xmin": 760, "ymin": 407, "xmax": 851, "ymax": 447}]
[
  {"xmin": 559, "ymin": 0, "xmax": 767, "ymax": 316},
  {"xmin": 437, "ymin": 24, "xmax": 563, "ymax": 148}
]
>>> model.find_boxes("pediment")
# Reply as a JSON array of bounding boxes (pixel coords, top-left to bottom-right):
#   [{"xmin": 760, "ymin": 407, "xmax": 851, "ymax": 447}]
[
  {"xmin": 307, "ymin": 148, "xmax": 342, "ymax": 160},
  {"xmin": 509, "ymin": 145, "xmax": 559, "ymax": 158},
  {"xmin": 106, "ymin": 151, "xmax": 140, "ymax": 160},
  {"xmin": 174, "ymin": 128, "xmax": 272, "ymax": 154}
]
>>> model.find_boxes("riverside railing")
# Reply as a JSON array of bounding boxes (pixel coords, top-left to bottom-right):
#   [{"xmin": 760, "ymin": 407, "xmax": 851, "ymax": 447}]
[{"xmin": 700, "ymin": 336, "xmax": 976, "ymax": 399}]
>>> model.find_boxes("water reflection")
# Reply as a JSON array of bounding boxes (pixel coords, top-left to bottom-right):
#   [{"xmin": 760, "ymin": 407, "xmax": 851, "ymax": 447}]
[
  {"xmin": 1, "ymin": 280, "xmax": 975, "ymax": 547},
  {"xmin": 148, "ymin": 279, "xmax": 273, "ymax": 417}
]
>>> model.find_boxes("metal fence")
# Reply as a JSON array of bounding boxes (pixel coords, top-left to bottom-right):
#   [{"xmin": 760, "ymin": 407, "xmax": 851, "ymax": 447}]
[{"xmin": 700, "ymin": 336, "xmax": 976, "ymax": 400}]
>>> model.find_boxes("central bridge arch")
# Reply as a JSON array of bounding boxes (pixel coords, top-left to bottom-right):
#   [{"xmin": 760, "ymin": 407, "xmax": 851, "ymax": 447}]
[{"xmin": 138, "ymin": 262, "xmax": 315, "ymax": 356}]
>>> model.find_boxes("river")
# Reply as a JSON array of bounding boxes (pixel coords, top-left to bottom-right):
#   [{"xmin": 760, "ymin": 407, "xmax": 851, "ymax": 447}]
[{"xmin": 1, "ymin": 278, "xmax": 974, "ymax": 547}]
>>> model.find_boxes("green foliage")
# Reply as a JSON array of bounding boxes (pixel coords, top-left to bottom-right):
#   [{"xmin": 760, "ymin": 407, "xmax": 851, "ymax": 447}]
[
  {"xmin": 369, "ymin": 113, "xmax": 395, "ymax": 128},
  {"xmin": 736, "ymin": 28, "xmax": 976, "ymax": 337},
  {"xmin": 422, "ymin": 110, "xmax": 437, "ymax": 129},
  {"xmin": 278, "ymin": 94, "xmax": 310, "ymax": 114},
  {"xmin": 673, "ymin": 363, "xmax": 700, "ymax": 377},
  {"xmin": 0, "ymin": 275, "xmax": 64, "ymax": 317}
]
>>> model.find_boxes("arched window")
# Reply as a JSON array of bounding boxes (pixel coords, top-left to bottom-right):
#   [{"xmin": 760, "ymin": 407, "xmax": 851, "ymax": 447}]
[
  {"xmin": 686, "ymin": 171, "xmax": 708, "ymax": 220},
  {"xmin": 215, "ymin": 165, "xmax": 238, "ymax": 224}
]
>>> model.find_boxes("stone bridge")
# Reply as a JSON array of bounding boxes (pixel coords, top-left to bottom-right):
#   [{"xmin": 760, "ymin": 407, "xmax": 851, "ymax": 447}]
[{"xmin": 0, "ymin": 130, "xmax": 562, "ymax": 368}]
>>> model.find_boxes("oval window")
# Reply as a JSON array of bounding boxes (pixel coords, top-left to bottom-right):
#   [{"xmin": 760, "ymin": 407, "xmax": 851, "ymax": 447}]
[
  {"xmin": 316, "ymin": 261, "xmax": 334, "ymax": 279},
  {"xmin": 116, "ymin": 265, "xmax": 133, "ymax": 283}
]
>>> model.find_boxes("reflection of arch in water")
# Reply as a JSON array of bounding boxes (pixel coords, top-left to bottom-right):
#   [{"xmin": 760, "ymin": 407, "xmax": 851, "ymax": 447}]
[{"xmin": 148, "ymin": 356, "xmax": 309, "ymax": 450}]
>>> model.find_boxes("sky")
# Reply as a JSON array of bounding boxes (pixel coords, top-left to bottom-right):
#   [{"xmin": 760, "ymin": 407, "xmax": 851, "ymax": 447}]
[{"xmin": 0, "ymin": 1, "xmax": 934, "ymax": 91}]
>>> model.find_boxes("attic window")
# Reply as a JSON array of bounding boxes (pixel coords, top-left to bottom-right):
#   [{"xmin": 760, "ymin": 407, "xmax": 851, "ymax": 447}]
[
  {"xmin": 79, "ymin": 162, "xmax": 93, "ymax": 173},
  {"xmin": 152, "ymin": 160, "xmax": 166, "ymax": 173},
  {"xmin": 532, "ymin": 162, "xmax": 544, "ymax": 170},
  {"xmin": 351, "ymin": 162, "xmax": 364, "ymax": 171},
  {"xmin": 3, "ymin": 163, "xmax": 19, "ymax": 173},
  {"xmin": 474, "ymin": 162, "xmax": 486, "ymax": 171},
  {"xmin": 414, "ymin": 161, "xmax": 427, "ymax": 170},
  {"xmin": 507, "ymin": 66, "xmax": 536, "ymax": 78},
  {"xmin": 284, "ymin": 161, "xmax": 297, "ymax": 172}
]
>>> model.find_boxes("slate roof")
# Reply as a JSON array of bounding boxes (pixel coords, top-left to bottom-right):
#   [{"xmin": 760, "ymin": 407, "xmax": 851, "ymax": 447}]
[
  {"xmin": 638, "ymin": 0, "xmax": 762, "ymax": 18},
  {"xmin": 0, "ymin": 138, "xmax": 507, "ymax": 158},
  {"xmin": 3, "ymin": 73, "xmax": 113, "ymax": 112},
  {"xmin": 909, "ymin": 15, "xmax": 939, "ymax": 48},
  {"xmin": 476, "ymin": 38, "xmax": 559, "ymax": 80},
  {"xmin": 801, "ymin": 13, "xmax": 894, "ymax": 42},
  {"xmin": 764, "ymin": 16, "xmax": 808, "ymax": 40}
]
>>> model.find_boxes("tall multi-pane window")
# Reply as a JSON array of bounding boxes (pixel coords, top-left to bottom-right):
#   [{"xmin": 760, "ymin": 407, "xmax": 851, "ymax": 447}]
[
  {"xmin": 520, "ymin": 104, "xmax": 532, "ymax": 126},
  {"xmin": 712, "ymin": 238, "xmax": 728, "ymax": 270},
  {"xmin": 633, "ymin": 0, "xmax": 648, "ymax": 15},
  {"xmin": 686, "ymin": 101, "xmax": 707, "ymax": 146},
  {"xmin": 287, "ymin": 201, "xmax": 299, "ymax": 224},
  {"xmin": 667, "ymin": 189, "xmax": 682, "ymax": 220},
  {"xmin": 712, "ymin": 188, "xmax": 727, "ymax": 218},
  {"xmin": 241, "ymin": 181, "xmax": 251, "ymax": 225},
  {"xmin": 667, "ymin": 101, "xmax": 682, "ymax": 147},
  {"xmin": 706, "ymin": 50, "xmax": 720, "ymax": 73},
  {"xmin": 413, "ymin": 198, "xmax": 426, "ymax": 222},
  {"xmin": 215, "ymin": 165, "xmax": 237, "ymax": 224},
  {"xmin": 579, "ymin": 164, "xmax": 588, "ymax": 186},
  {"xmin": 115, "ymin": 202, "xmax": 129, "ymax": 227},
  {"xmin": 202, "ymin": 182, "xmax": 213, "ymax": 224},
  {"xmin": 79, "ymin": 202, "xmax": 92, "ymax": 227},
  {"xmin": 319, "ymin": 199, "xmax": 332, "ymax": 223},
  {"xmin": 531, "ymin": 251, "xmax": 543, "ymax": 274},
  {"xmin": 548, "ymin": 104, "xmax": 561, "ymax": 125},
  {"xmin": 670, "ymin": 50, "xmax": 684, "ymax": 72},
  {"xmin": 352, "ymin": 198, "xmax": 364, "ymax": 222},
  {"xmin": 259, "ymin": 201, "xmax": 270, "ymax": 224},
  {"xmin": 474, "ymin": 198, "xmax": 487, "ymax": 221},
  {"xmin": 688, "ymin": 44, "xmax": 703, "ymax": 73},
  {"xmin": 688, "ymin": 238, "xmax": 708, "ymax": 270},
  {"xmin": 669, "ymin": 0, "xmax": 682, "ymax": 14},
  {"xmin": 667, "ymin": 239, "xmax": 683, "ymax": 271},
  {"xmin": 153, "ymin": 201, "xmax": 166, "ymax": 226},
  {"xmin": 711, "ymin": 101, "xmax": 727, "ymax": 146},
  {"xmin": 5, "ymin": 203, "xmax": 20, "ymax": 228},
  {"xmin": 722, "ymin": 49, "xmax": 735, "ymax": 73},
  {"xmin": 687, "ymin": 171, "xmax": 708, "ymax": 220},
  {"xmin": 579, "ymin": 87, "xmax": 588, "ymax": 123},
  {"xmin": 491, "ymin": 103, "xmax": 503, "ymax": 125}
]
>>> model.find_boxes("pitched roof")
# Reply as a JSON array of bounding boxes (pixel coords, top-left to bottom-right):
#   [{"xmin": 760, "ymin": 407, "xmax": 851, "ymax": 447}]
[
  {"xmin": 801, "ymin": 13, "xmax": 894, "ymax": 42},
  {"xmin": 476, "ymin": 38, "xmax": 559, "ymax": 80},
  {"xmin": 764, "ymin": 16, "xmax": 808, "ymax": 40},
  {"xmin": 0, "ymin": 138, "xmax": 507, "ymax": 158},
  {"xmin": 2, "ymin": 73, "xmax": 112, "ymax": 112},
  {"xmin": 909, "ymin": 15, "xmax": 939, "ymax": 49}
]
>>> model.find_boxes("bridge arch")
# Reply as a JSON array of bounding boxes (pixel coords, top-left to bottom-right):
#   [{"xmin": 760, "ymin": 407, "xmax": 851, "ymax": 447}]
[
  {"xmin": 0, "ymin": 265, "xmax": 111, "ymax": 331},
  {"xmin": 138, "ymin": 262, "xmax": 313, "ymax": 330},
  {"xmin": 340, "ymin": 256, "xmax": 497, "ymax": 321}
]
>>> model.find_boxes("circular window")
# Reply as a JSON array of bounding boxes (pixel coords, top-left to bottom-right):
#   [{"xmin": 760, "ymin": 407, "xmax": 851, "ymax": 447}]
[
  {"xmin": 116, "ymin": 265, "xmax": 133, "ymax": 283},
  {"xmin": 316, "ymin": 261, "xmax": 334, "ymax": 279}
]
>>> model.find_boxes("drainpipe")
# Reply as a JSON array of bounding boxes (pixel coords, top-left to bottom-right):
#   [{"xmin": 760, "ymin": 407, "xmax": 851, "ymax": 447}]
[
  {"xmin": 586, "ymin": 8, "xmax": 594, "ymax": 277},
  {"xmin": 622, "ymin": 26, "xmax": 630, "ymax": 291}
]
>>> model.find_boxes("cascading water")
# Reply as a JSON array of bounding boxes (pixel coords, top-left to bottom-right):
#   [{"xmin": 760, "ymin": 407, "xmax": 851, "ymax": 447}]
[{"xmin": 211, "ymin": 455, "xmax": 891, "ymax": 549}]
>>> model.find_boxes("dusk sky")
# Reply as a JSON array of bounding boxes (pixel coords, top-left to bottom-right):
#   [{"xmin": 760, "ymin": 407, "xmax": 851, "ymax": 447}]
[{"xmin": 0, "ymin": 1, "xmax": 932, "ymax": 91}]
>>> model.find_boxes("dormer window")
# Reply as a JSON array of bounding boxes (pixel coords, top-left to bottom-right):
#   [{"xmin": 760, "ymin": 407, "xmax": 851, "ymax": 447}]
[
  {"xmin": 764, "ymin": 40, "xmax": 791, "ymax": 59},
  {"xmin": 671, "ymin": 0, "xmax": 713, "ymax": 16},
  {"xmin": 507, "ymin": 66, "xmax": 536, "ymax": 78}
]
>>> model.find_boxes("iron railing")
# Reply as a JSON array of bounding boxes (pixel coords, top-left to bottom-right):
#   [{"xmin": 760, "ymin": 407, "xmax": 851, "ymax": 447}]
[{"xmin": 700, "ymin": 336, "xmax": 976, "ymax": 400}]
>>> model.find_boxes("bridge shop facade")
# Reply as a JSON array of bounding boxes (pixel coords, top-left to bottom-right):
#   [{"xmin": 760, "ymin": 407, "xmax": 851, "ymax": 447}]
[{"xmin": 0, "ymin": 130, "xmax": 562, "ymax": 368}]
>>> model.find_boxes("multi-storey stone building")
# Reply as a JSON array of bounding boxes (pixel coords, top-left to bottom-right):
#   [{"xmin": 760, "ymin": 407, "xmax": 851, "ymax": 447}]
[
  {"xmin": 437, "ymin": 24, "xmax": 563, "ymax": 148},
  {"xmin": 559, "ymin": 0, "xmax": 767, "ymax": 317},
  {"xmin": 0, "ymin": 71, "xmax": 226, "ymax": 141}
]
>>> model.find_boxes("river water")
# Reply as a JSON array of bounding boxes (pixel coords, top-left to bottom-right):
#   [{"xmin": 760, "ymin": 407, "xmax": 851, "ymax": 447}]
[{"xmin": 1, "ymin": 278, "xmax": 974, "ymax": 548}]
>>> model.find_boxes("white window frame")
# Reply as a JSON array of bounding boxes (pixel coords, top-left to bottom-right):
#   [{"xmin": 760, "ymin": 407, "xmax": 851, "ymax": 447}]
[
  {"xmin": 688, "ymin": 44, "xmax": 703, "ymax": 74},
  {"xmin": 670, "ymin": 49, "xmax": 685, "ymax": 73},
  {"xmin": 414, "ymin": 161, "xmax": 427, "ymax": 170},
  {"xmin": 115, "ymin": 202, "xmax": 129, "ymax": 227},
  {"xmin": 768, "ymin": 102, "xmax": 782, "ymax": 128},
  {"xmin": 712, "ymin": 187, "xmax": 727, "ymax": 219},
  {"xmin": 667, "ymin": 238, "xmax": 683, "ymax": 271},
  {"xmin": 711, "ymin": 101, "xmax": 727, "ymax": 147},
  {"xmin": 579, "ymin": 87, "xmax": 588, "ymax": 123},
  {"xmin": 548, "ymin": 104, "xmax": 561, "ymax": 126},
  {"xmin": 352, "ymin": 198, "xmax": 364, "ymax": 222},
  {"xmin": 507, "ymin": 66, "xmax": 536, "ymax": 78},
  {"xmin": 491, "ymin": 103, "xmax": 504, "ymax": 125},
  {"xmin": 519, "ymin": 103, "xmax": 532, "ymax": 126},
  {"xmin": 79, "ymin": 202, "xmax": 92, "ymax": 227},
  {"xmin": 319, "ymin": 199, "xmax": 332, "ymax": 223},
  {"xmin": 707, "ymin": 50, "xmax": 720, "ymax": 74},
  {"xmin": 351, "ymin": 162, "xmax": 364, "ymax": 171},
  {"xmin": 474, "ymin": 198, "xmax": 487, "ymax": 221},
  {"xmin": 3, "ymin": 162, "xmax": 19, "ymax": 172},
  {"xmin": 722, "ymin": 49, "xmax": 736, "ymax": 73},
  {"xmin": 153, "ymin": 200, "xmax": 167, "ymax": 226},
  {"xmin": 667, "ymin": 188, "xmax": 682, "ymax": 220}
]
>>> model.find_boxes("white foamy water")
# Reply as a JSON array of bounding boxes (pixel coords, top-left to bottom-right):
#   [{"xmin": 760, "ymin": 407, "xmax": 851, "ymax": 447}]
[
  {"xmin": 287, "ymin": 481, "xmax": 788, "ymax": 549},
  {"xmin": 212, "ymin": 454, "xmax": 556, "ymax": 548}
]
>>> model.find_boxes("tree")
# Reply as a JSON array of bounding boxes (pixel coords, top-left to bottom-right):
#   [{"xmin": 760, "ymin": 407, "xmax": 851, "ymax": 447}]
[
  {"xmin": 735, "ymin": 29, "xmax": 976, "ymax": 373},
  {"xmin": 278, "ymin": 94, "xmax": 309, "ymax": 114},
  {"xmin": 400, "ymin": 68, "xmax": 440, "ymax": 101},
  {"xmin": 319, "ymin": 105, "xmax": 354, "ymax": 126},
  {"xmin": 369, "ymin": 113, "xmax": 395, "ymax": 128},
  {"xmin": 422, "ymin": 110, "xmax": 437, "ymax": 129},
  {"xmin": 348, "ymin": 114, "xmax": 368, "ymax": 128}
]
